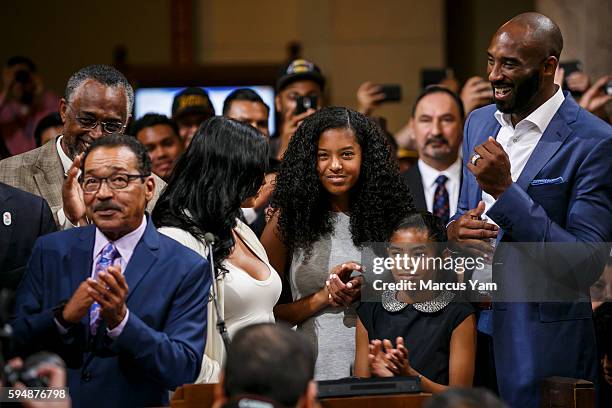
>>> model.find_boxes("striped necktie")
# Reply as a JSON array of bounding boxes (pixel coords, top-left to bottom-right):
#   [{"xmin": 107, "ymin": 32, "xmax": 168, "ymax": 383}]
[
  {"xmin": 433, "ymin": 175, "xmax": 450, "ymax": 224},
  {"xmin": 90, "ymin": 242, "xmax": 120, "ymax": 335}
]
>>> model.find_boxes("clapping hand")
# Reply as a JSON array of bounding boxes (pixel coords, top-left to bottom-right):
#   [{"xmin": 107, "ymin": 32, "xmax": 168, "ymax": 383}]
[
  {"xmin": 87, "ymin": 265, "xmax": 129, "ymax": 329},
  {"xmin": 369, "ymin": 337, "xmax": 412, "ymax": 377},
  {"xmin": 326, "ymin": 262, "xmax": 363, "ymax": 307}
]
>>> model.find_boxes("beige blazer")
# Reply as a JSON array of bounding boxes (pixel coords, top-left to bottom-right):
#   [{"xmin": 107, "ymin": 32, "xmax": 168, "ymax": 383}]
[{"xmin": 0, "ymin": 139, "xmax": 165, "ymax": 226}]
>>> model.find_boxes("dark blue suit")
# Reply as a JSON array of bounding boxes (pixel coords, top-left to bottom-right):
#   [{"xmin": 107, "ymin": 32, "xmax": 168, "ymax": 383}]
[
  {"xmin": 11, "ymin": 218, "xmax": 211, "ymax": 407},
  {"xmin": 454, "ymin": 94, "xmax": 612, "ymax": 407},
  {"xmin": 0, "ymin": 182, "xmax": 56, "ymax": 290}
]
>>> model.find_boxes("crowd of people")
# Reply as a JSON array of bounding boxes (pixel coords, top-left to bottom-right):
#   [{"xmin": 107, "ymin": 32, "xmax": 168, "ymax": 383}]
[{"xmin": 0, "ymin": 11, "xmax": 611, "ymax": 408}]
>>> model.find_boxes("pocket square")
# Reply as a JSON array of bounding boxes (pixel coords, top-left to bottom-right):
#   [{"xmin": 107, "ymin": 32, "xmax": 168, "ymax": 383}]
[{"xmin": 531, "ymin": 177, "xmax": 564, "ymax": 186}]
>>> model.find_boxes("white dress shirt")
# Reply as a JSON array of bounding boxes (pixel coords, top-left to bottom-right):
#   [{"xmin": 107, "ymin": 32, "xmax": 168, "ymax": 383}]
[
  {"xmin": 418, "ymin": 157, "xmax": 462, "ymax": 218},
  {"xmin": 91, "ymin": 215, "xmax": 147, "ymax": 338},
  {"xmin": 482, "ymin": 86, "xmax": 565, "ymax": 222},
  {"xmin": 55, "ymin": 135, "xmax": 79, "ymax": 229}
]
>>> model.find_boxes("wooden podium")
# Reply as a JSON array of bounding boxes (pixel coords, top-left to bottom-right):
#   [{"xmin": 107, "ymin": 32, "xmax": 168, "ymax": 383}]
[
  {"xmin": 171, "ymin": 383, "xmax": 216, "ymax": 407},
  {"xmin": 170, "ymin": 383, "xmax": 430, "ymax": 408},
  {"xmin": 319, "ymin": 393, "xmax": 430, "ymax": 408}
]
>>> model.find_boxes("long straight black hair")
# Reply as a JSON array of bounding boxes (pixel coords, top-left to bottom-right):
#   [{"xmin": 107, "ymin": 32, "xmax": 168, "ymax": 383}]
[{"xmin": 152, "ymin": 116, "xmax": 269, "ymax": 271}]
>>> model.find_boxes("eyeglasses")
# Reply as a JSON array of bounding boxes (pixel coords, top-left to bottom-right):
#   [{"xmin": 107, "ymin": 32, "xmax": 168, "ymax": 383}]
[
  {"xmin": 79, "ymin": 173, "xmax": 150, "ymax": 193},
  {"xmin": 67, "ymin": 104, "xmax": 126, "ymax": 134}
]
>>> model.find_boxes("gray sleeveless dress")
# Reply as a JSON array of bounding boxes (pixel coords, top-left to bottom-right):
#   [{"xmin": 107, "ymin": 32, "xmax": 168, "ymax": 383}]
[{"xmin": 289, "ymin": 212, "xmax": 361, "ymax": 380}]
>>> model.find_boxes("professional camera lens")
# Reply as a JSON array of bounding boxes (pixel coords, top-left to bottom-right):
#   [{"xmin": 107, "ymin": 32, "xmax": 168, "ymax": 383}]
[
  {"xmin": 2, "ymin": 351, "xmax": 65, "ymax": 387},
  {"xmin": 14, "ymin": 70, "xmax": 31, "ymax": 84}
]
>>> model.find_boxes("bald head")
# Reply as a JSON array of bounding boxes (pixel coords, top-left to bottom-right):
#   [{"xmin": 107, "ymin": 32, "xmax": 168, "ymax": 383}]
[{"xmin": 498, "ymin": 12, "xmax": 563, "ymax": 59}]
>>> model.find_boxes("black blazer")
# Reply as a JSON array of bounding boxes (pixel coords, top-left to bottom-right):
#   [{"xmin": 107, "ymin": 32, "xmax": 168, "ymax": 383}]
[
  {"xmin": 0, "ymin": 182, "xmax": 56, "ymax": 290},
  {"xmin": 401, "ymin": 164, "xmax": 427, "ymax": 211},
  {"xmin": 400, "ymin": 162, "xmax": 463, "ymax": 213}
]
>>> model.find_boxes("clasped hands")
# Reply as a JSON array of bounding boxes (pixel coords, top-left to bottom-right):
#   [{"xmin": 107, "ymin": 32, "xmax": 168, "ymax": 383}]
[
  {"xmin": 325, "ymin": 262, "xmax": 363, "ymax": 307},
  {"xmin": 369, "ymin": 337, "xmax": 416, "ymax": 378},
  {"xmin": 62, "ymin": 265, "xmax": 129, "ymax": 330}
]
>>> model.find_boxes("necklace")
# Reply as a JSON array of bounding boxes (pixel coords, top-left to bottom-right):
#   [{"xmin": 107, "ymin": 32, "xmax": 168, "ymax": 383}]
[{"xmin": 382, "ymin": 290, "xmax": 455, "ymax": 313}]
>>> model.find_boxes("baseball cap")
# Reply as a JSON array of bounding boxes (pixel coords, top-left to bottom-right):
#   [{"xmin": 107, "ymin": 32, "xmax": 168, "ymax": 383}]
[
  {"xmin": 172, "ymin": 87, "xmax": 215, "ymax": 119},
  {"xmin": 276, "ymin": 59, "xmax": 325, "ymax": 92}
]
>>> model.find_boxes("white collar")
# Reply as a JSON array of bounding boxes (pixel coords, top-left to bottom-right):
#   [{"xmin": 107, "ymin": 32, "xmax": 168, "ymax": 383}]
[
  {"xmin": 494, "ymin": 86, "xmax": 565, "ymax": 132},
  {"xmin": 93, "ymin": 215, "xmax": 147, "ymax": 265},
  {"xmin": 418, "ymin": 157, "xmax": 462, "ymax": 188},
  {"xmin": 56, "ymin": 135, "xmax": 74, "ymax": 175}
]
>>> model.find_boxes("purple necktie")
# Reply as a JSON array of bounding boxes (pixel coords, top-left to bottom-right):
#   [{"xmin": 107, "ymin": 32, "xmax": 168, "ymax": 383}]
[
  {"xmin": 90, "ymin": 242, "xmax": 120, "ymax": 335},
  {"xmin": 433, "ymin": 175, "xmax": 450, "ymax": 224}
]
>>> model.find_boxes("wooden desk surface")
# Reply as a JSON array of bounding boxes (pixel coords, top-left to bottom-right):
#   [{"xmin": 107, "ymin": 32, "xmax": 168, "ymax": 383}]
[
  {"xmin": 320, "ymin": 393, "xmax": 431, "ymax": 408},
  {"xmin": 170, "ymin": 383, "xmax": 431, "ymax": 408}
]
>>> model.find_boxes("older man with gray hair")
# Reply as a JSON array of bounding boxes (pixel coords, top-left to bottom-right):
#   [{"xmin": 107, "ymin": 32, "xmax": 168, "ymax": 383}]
[{"xmin": 0, "ymin": 64, "xmax": 164, "ymax": 228}]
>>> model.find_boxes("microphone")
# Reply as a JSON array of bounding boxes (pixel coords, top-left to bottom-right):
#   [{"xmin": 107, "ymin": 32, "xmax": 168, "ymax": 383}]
[
  {"xmin": 203, "ymin": 233, "xmax": 231, "ymax": 352},
  {"xmin": 203, "ymin": 233, "xmax": 216, "ymax": 245}
]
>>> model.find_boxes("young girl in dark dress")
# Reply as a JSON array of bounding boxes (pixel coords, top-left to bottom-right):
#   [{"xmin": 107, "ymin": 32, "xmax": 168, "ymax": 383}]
[{"xmin": 354, "ymin": 211, "xmax": 476, "ymax": 393}]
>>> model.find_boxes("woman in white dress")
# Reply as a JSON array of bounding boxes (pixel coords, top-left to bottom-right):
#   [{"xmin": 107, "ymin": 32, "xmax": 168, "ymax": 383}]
[{"xmin": 152, "ymin": 117, "xmax": 281, "ymax": 383}]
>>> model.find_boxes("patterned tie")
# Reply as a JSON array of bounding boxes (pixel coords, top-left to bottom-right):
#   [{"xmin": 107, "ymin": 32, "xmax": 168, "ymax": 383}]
[
  {"xmin": 432, "ymin": 175, "xmax": 450, "ymax": 224},
  {"xmin": 90, "ymin": 242, "xmax": 120, "ymax": 335}
]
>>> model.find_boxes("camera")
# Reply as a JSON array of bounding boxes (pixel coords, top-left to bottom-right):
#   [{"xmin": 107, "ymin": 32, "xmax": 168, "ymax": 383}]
[
  {"xmin": 379, "ymin": 84, "xmax": 402, "ymax": 102},
  {"xmin": 2, "ymin": 352, "xmax": 65, "ymax": 387},
  {"xmin": 0, "ymin": 289, "xmax": 65, "ymax": 388},
  {"xmin": 605, "ymin": 79, "xmax": 612, "ymax": 96},
  {"xmin": 295, "ymin": 95, "xmax": 318, "ymax": 115},
  {"xmin": 14, "ymin": 69, "xmax": 31, "ymax": 84}
]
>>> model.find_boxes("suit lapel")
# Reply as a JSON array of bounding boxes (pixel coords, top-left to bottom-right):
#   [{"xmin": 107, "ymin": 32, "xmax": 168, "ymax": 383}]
[
  {"xmin": 404, "ymin": 166, "xmax": 427, "ymax": 210},
  {"xmin": 470, "ymin": 120, "xmax": 501, "ymax": 208},
  {"xmin": 514, "ymin": 99, "xmax": 575, "ymax": 191},
  {"xmin": 70, "ymin": 226, "xmax": 96, "ymax": 296},
  {"xmin": 33, "ymin": 141, "xmax": 65, "ymax": 211},
  {"xmin": 0, "ymin": 186, "xmax": 13, "ymax": 270},
  {"xmin": 124, "ymin": 220, "xmax": 159, "ymax": 302}
]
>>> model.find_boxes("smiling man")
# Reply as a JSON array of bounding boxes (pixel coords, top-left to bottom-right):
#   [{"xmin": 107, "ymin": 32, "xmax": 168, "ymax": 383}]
[
  {"xmin": 448, "ymin": 12, "xmax": 612, "ymax": 407},
  {"xmin": 401, "ymin": 86, "xmax": 464, "ymax": 224},
  {"xmin": 10, "ymin": 134, "xmax": 210, "ymax": 408},
  {"xmin": 0, "ymin": 65, "xmax": 165, "ymax": 228},
  {"xmin": 133, "ymin": 113, "xmax": 183, "ymax": 181}
]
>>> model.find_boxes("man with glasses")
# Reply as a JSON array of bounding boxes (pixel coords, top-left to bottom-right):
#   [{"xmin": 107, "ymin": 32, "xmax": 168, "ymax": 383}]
[
  {"xmin": 10, "ymin": 133, "xmax": 211, "ymax": 407},
  {"xmin": 0, "ymin": 64, "xmax": 165, "ymax": 228}
]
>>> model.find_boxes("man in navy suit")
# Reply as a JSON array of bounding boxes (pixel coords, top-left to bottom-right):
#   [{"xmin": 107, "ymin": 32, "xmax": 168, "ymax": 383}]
[
  {"xmin": 11, "ymin": 134, "xmax": 211, "ymax": 407},
  {"xmin": 448, "ymin": 12, "xmax": 612, "ymax": 408},
  {"xmin": 0, "ymin": 182, "xmax": 56, "ymax": 290}
]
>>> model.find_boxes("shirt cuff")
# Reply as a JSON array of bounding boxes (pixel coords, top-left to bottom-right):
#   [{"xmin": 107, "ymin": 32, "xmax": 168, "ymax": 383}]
[
  {"xmin": 54, "ymin": 318, "xmax": 69, "ymax": 335},
  {"xmin": 107, "ymin": 309, "xmax": 129, "ymax": 339},
  {"xmin": 57, "ymin": 208, "xmax": 78, "ymax": 230}
]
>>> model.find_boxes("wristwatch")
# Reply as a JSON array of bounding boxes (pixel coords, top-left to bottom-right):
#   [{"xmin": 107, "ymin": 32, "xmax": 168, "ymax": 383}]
[{"xmin": 53, "ymin": 300, "xmax": 75, "ymax": 328}]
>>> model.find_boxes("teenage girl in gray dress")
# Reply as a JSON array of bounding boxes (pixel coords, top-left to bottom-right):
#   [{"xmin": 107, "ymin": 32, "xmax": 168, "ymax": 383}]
[{"xmin": 262, "ymin": 107, "xmax": 414, "ymax": 380}]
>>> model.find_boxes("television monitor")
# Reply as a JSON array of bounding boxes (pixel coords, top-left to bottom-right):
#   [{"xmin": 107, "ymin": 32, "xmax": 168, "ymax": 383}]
[{"xmin": 134, "ymin": 85, "xmax": 276, "ymax": 135}]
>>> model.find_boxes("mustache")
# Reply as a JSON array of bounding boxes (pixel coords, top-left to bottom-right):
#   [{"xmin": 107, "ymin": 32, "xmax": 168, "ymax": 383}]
[
  {"xmin": 93, "ymin": 202, "xmax": 122, "ymax": 212},
  {"xmin": 426, "ymin": 134, "xmax": 448, "ymax": 146}
]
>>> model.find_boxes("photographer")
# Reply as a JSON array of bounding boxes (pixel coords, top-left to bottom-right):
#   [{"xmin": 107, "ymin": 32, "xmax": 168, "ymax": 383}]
[
  {"xmin": 3, "ymin": 357, "xmax": 70, "ymax": 408},
  {"xmin": 270, "ymin": 59, "xmax": 325, "ymax": 161},
  {"xmin": 0, "ymin": 56, "xmax": 59, "ymax": 156}
]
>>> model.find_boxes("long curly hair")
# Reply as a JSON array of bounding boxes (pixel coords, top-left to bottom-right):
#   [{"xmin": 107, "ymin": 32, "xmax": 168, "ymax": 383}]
[
  {"xmin": 271, "ymin": 106, "xmax": 414, "ymax": 257},
  {"xmin": 152, "ymin": 116, "xmax": 268, "ymax": 272}
]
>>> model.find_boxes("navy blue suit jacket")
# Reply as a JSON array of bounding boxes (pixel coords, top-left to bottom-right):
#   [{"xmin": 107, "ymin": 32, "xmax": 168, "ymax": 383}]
[
  {"xmin": 0, "ymin": 182, "xmax": 56, "ymax": 290},
  {"xmin": 454, "ymin": 94, "xmax": 612, "ymax": 408},
  {"xmin": 11, "ymin": 217, "xmax": 211, "ymax": 408}
]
